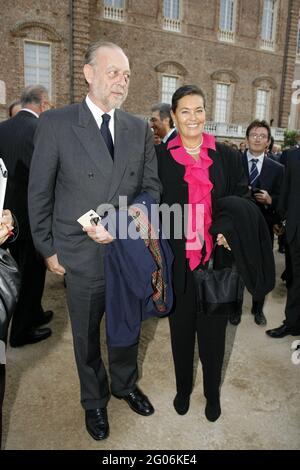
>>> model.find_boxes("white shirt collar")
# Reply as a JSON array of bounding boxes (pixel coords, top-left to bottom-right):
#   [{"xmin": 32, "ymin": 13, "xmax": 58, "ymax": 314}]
[
  {"xmin": 162, "ymin": 128, "xmax": 176, "ymax": 143},
  {"xmin": 85, "ymin": 95, "xmax": 115, "ymax": 142},
  {"xmin": 247, "ymin": 150, "xmax": 265, "ymax": 162},
  {"xmin": 21, "ymin": 108, "xmax": 39, "ymax": 118}
]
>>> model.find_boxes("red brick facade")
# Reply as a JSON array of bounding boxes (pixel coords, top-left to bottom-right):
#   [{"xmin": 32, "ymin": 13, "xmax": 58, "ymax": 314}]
[{"xmin": 0, "ymin": 0, "xmax": 299, "ymax": 130}]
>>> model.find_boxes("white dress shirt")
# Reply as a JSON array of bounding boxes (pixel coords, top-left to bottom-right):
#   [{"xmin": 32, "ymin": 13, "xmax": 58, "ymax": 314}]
[{"xmin": 85, "ymin": 95, "xmax": 115, "ymax": 143}]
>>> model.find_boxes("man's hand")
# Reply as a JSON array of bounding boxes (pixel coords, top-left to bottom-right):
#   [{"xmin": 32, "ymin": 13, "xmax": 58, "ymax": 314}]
[
  {"xmin": 0, "ymin": 224, "xmax": 10, "ymax": 245},
  {"xmin": 216, "ymin": 233, "xmax": 231, "ymax": 251},
  {"xmin": 0, "ymin": 209, "xmax": 14, "ymax": 245},
  {"xmin": 45, "ymin": 254, "xmax": 66, "ymax": 275},
  {"xmin": 0, "ymin": 209, "xmax": 14, "ymax": 229},
  {"xmin": 273, "ymin": 223, "xmax": 285, "ymax": 236},
  {"xmin": 83, "ymin": 224, "xmax": 114, "ymax": 244},
  {"xmin": 254, "ymin": 189, "xmax": 272, "ymax": 205}
]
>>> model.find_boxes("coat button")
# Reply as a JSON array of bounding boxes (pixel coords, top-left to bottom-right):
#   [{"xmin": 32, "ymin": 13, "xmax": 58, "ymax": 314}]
[
  {"xmin": 130, "ymin": 171, "xmax": 135, "ymax": 176},
  {"xmin": 88, "ymin": 172, "xmax": 94, "ymax": 178}
]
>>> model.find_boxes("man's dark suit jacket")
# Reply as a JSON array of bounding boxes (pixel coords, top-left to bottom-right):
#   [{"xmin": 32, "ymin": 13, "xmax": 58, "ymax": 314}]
[
  {"xmin": 158, "ymin": 141, "xmax": 250, "ymax": 293},
  {"xmin": 278, "ymin": 147, "xmax": 300, "ymax": 245},
  {"xmin": 28, "ymin": 100, "xmax": 161, "ymax": 279},
  {"xmin": 0, "ymin": 111, "xmax": 38, "ymax": 239},
  {"xmin": 242, "ymin": 151, "xmax": 284, "ymax": 229}
]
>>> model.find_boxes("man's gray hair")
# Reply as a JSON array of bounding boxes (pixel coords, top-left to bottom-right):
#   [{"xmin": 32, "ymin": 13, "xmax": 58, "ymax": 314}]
[
  {"xmin": 151, "ymin": 103, "xmax": 174, "ymax": 128},
  {"xmin": 21, "ymin": 85, "xmax": 48, "ymax": 107},
  {"xmin": 84, "ymin": 41, "xmax": 126, "ymax": 66}
]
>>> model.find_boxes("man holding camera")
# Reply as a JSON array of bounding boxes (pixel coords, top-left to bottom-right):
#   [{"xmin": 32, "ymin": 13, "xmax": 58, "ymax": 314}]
[{"xmin": 230, "ymin": 120, "xmax": 284, "ymax": 327}]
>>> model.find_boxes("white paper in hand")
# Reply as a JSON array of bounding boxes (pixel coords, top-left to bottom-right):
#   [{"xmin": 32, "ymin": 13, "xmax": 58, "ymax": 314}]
[
  {"xmin": 77, "ymin": 209, "xmax": 100, "ymax": 227},
  {"xmin": 0, "ymin": 158, "xmax": 7, "ymax": 215}
]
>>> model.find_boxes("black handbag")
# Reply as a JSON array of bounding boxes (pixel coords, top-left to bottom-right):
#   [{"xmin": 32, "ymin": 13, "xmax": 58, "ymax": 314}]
[
  {"xmin": 193, "ymin": 247, "xmax": 244, "ymax": 316},
  {"xmin": 0, "ymin": 248, "xmax": 21, "ymax": 342}
]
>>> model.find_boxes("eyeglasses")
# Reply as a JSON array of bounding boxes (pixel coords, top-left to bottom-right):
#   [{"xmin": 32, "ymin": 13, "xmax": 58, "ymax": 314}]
[{"xmin": 249, "ymin": 133, "xmax": 269, "ymax": 140}]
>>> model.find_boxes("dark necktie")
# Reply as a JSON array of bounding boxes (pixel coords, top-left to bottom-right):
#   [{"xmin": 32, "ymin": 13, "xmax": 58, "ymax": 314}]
[
  {"xmin": 100, "ymin": 113, "xmax": 114, "ymax": 160},
  {"xmin": 249, "ymin": 158, "xmax": 259, "ymax": 187}
]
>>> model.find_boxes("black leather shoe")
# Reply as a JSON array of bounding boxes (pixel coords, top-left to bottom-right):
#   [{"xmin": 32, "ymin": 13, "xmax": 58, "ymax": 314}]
[
  {"xmin": 229, "ymin": 312, "xmax": 241, "ymax": 326},
  {"xmin": 266, "ymin": 323, "xmax": 300, "ymax": 338},
  {"xmin": 10, "ymin": 327, "xmax": 52, "ymax": 347},
  {"xmin": 173, "ymin": 394, "xmax": 190, "ymax": 415},
  {"xmin": 251, "ymin": 309, "xmax": 267, "ymax": 326},
  {"xmin": 114, "ymin": 387, "xmax": 154, "ymax": 416},
  {"xmin": 35, "ymin": 310, "xmax": 54, "ymax": 327},
  {"xmin": 205, "ymin": 400, "xmax": 221, "ymax": 422},
  {"xmin": 85, "ymin": 408, "xmax": 109, "ymax": 441}
]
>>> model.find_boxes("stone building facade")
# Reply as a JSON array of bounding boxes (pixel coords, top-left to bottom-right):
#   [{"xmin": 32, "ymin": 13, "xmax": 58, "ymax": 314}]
[{"xmin": 0, "ymin": 0, "xmax": 299, "ymax": 140}]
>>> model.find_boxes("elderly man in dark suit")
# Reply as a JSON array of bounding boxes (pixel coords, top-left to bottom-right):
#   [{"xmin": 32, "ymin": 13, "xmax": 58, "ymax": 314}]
[
  {"xmin": 266, "ymin": 147, "xmax": 300, "ymax": 338},
  {"xmin": 0, "ymin": 85, "xmax": 53, "ymax": 347},
  {"xmin": 28, "ymin": 41, "xmax": 161, "ymax": 441}
]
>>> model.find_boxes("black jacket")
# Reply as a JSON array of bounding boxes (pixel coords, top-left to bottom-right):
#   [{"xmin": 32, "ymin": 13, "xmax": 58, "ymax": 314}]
[
  {"xmin": 211, "ymin": 196, "xmax": 275, "ymax": 299},
  {"xmin": 242, "ymin": 151, "xmax": 284, "ymax": 229},
  {"xmin": 0, "ymin": 111, "xmax": 38, "ymax": 239},
  {"xmin": 278, "ymin": 147, "xmax": 300, "ymax": 244}
]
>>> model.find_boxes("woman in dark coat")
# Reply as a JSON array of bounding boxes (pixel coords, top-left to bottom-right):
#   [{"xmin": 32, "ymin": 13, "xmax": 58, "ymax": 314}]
[{"xmin": 157, "ymin": 85, "xmax": 249, "ymax": 421}]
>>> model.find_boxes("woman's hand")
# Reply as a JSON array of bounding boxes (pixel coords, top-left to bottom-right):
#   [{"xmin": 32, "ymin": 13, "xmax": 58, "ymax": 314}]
[
  {"xmin": 216, "ymin": 233, "xmax": 231, "ymax": 251},
  {"xmin": 83, "ymin": 224, "xmax": 114, "ymax": 244}
]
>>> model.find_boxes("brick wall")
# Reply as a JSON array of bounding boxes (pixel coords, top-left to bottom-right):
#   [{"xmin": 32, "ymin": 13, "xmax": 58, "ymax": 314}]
[
  {"xmin": 0, "ymin": 0, "xmax": 71, "ymax": 120},
  {"xmin": 0, "ymin": 0, "xmax": 297, "ymax": 129}
]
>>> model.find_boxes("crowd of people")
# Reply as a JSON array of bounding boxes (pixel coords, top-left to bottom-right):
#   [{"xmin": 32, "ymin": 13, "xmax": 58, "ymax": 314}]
[{"xmin": 0, "ymin": 40, "xmax": 299, "ymax": 446}]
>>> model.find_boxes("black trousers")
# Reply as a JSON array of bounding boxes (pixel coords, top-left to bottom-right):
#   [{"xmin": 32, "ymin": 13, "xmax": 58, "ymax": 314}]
[
  {"xmin": 65, "ymin": 272, "xmax": 138, "ymax": 410},
  {"xmin": 285, "ymin": 237, "xmax": 300, "ymax": 329},
  {"xmin": 9, "ymin": 238, "xmax": 46, "ymax": 344},
  {"xmin": 169, "ymin": 267, "xmax": 228, "ymax": 403},
  {"xmin": 251, "ymin": 221, "xmax": 274, "ymax": 311}
]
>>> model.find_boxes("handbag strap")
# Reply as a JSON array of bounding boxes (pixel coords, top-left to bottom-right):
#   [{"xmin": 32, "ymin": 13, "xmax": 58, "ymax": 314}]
[{"xmin": 208, "ymin": 242, "xmax": 237, "ymax": 272}]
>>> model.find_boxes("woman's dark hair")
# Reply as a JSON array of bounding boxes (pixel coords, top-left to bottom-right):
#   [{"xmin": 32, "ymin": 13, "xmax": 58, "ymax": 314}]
[{"xmin": 171, "ymin": 85, "xmax": 206, "ymax": 113}]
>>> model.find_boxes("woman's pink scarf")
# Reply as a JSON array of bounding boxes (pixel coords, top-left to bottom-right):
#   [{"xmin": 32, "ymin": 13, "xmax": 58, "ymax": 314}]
[{"xmin": 168, "ymin": 133, "xmax": 216, "ymax": 270}]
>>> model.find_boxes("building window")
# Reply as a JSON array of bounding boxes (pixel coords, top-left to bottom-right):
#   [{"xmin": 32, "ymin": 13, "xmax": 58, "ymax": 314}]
[
  {"xmin": 260, "ymin": 0, "xmax": 278, "ymax": 51},
  {"xmin": 163, "ymin": 0, "xmax": 181, "ymax": 32},
  {"xmin": 103, "ymin": 0, "xmax": 124, "ymax": 21},
  {"xmin": 161, "ymin": 76, "xmax": 178, "ymax": 104},
  {"xmin": 214, "ymin": 83, "xmax": 230, "ymax": 123},
  {"xmin": 255, "ymin": 89, "xmax": 269, "ymax": 120},
  {"xmin": 218, "ymin": 0, "xmax": 236, "ymax": 43},
  {"xmin": 24, "ymin": 42, "xmax": 51, "ymax": 96},
  {"xmin": 296, "ymin": 19, "xmax": 300, "ymax": 63}
]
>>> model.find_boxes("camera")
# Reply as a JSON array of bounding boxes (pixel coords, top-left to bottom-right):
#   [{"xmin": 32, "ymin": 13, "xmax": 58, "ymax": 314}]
[{"xmin": 252, "ymin": 187, "xmax": 262, "ymax": 195}]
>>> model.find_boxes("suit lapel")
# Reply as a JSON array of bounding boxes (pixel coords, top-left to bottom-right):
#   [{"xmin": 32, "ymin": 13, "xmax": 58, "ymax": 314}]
[
  {"xmin": 72, "ymin": 100, "xmax": 113, "ymax": 182},
  {"xmin": 166, "ymin": 144, "xmax": 186, "ymax": 181},
  {"xmin": 208, "ymin": 149, "xmax": 219, "ymax": 212},
  {"xmin": 242, "ymin": 151, "xmax": 250, "ymax": 180},
  {"xmin": 107, "ymin": 109, "xmax": 130, "ymax": 201},
  {"xmin": 259, "ymin": 156, "xmax": 268, "ymax": 185}
]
